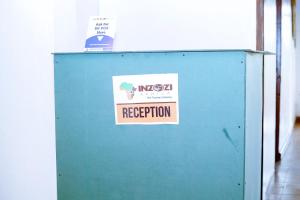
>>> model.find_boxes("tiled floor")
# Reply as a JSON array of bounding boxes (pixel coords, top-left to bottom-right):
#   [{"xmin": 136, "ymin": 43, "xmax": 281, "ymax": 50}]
[{"xmin": 264, "ymin": 124, "xmax": 300, "ymax": 200}]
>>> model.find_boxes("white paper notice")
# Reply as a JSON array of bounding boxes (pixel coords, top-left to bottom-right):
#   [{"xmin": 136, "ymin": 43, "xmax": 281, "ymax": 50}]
[
  {"xmin": 85, "ymin": 16, "xmax": 116, "ymax": 51},
  {"xmin": 112, "ymin": 73, "xmax": 179, "ymax": 125}
]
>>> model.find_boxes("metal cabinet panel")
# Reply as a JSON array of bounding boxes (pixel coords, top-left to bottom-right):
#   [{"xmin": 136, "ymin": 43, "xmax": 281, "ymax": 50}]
[{"xmin": 54, "ymin": 50, "xmax": 263, "ymax": 200}]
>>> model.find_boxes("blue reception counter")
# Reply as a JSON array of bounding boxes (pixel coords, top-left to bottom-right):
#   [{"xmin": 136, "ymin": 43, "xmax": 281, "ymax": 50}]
[{"xmin": 54, "ymin": 50, "xmax": 264, "ymax": 200}]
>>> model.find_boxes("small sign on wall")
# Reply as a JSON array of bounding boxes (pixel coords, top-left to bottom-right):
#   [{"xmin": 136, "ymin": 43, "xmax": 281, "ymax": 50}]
[
  {"xmin": 85, "ymin": 17, "xmax": 116, "ymax": 51},
  {"xmin": 112, "ymin": 74, "xmax": 179, "ymax": 125}
]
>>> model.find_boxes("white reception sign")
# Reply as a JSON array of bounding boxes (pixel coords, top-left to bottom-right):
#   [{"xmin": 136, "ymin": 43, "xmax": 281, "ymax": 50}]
[{"xmin": 112, "ymin": 73, "xmax": 179, "ymax": 125}]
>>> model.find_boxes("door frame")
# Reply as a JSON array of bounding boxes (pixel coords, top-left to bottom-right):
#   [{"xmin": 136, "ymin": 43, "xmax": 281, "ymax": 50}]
[
  {"xmin": 275, "ymin": 0, "xmax": 282, "ymax": 162},
  {"xmin": 256, "ymin": 0, "xmax": 264, "ymax": 199}
]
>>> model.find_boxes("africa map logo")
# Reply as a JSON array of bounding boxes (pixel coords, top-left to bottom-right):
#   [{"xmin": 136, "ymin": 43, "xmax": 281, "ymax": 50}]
[{"xmin": 120, "ymin": 82, "xmax": 136, "ymax": 100}]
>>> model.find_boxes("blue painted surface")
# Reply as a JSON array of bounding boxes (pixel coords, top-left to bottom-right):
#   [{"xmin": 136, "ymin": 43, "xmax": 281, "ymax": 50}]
[
  {"xmin": 85, "ymin": 35, "xmax": 114, "ymax": 50},
  {"xmin": 54, "ymin": 51, "xmax": 262, "ymax": 200}
]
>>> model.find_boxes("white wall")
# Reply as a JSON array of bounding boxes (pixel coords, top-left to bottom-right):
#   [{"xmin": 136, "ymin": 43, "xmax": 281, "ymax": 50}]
[
  {"xmin": 0, "ymin": 0, "xmax": 99, "ymax": 199},
  {"xmin": 279, "ymin": 0, "xmax": 296, "ymax": 154},
  {"xmin": 99, "ymin": 0, "xmax": 257, "ymax": 51},
  {"xmin": 0, "ymin": 0, "xmax": 56, "ymax": 200},
  {"xmin": 296, "ymin": 0, "xmax": 300, "ymax": 116},
  {"xmin": 263, "ymin": 0, "xmax": 277, "ymax": 194}
]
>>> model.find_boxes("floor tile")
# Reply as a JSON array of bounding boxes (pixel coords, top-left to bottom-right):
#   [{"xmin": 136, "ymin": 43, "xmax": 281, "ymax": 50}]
[
  {"xmin": 280, "ymin": 194, "xmax": 300, "ymax": 200},
  {"xmin": 265, "ymin": 125, "xmax": 300, "ymax": 200}
]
